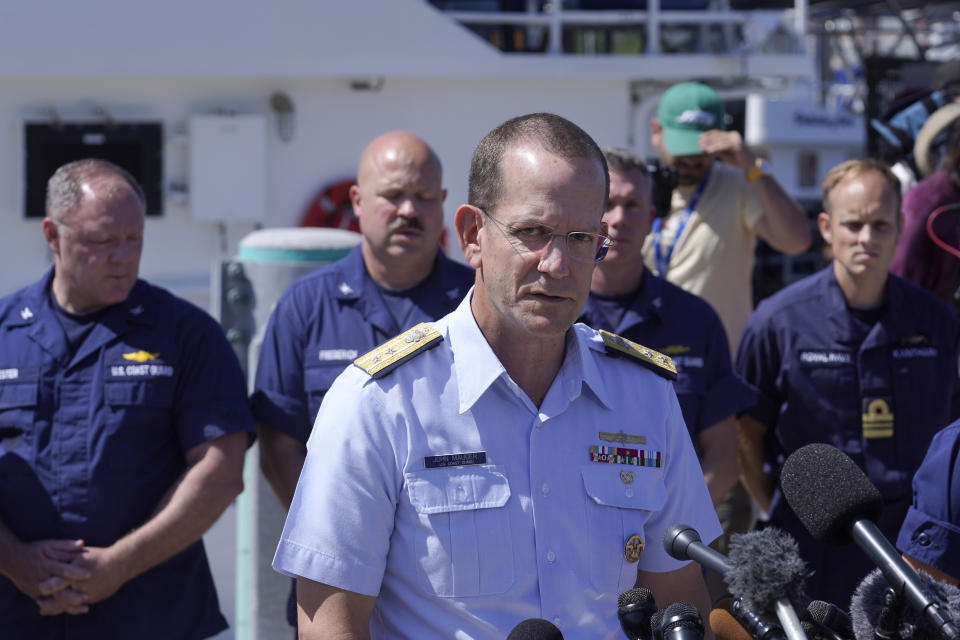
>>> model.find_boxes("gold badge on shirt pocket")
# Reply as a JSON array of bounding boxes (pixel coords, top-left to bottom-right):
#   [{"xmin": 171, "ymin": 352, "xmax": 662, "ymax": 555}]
[
  {"xmin": 624, "ymin": 534, "xmax": 644, "ymax": 563},
  {"xmin": 862, "ymin": 396, "xmax": 894, "ymax": 439}
]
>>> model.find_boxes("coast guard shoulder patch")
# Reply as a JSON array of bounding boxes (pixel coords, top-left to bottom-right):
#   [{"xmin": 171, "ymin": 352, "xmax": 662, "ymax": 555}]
[
  {"xmin": 599, "ymin": 329, "xmax": 677, "ymax": 380},
  {"xmin": 354, "ymin": 323, "xmax": 442, "ymax": 379}
]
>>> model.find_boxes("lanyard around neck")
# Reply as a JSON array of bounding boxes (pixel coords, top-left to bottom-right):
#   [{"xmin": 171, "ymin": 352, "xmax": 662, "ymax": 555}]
[{"xmin": 651, "ymin": 176, "xmax": 708, "ymax": 277}]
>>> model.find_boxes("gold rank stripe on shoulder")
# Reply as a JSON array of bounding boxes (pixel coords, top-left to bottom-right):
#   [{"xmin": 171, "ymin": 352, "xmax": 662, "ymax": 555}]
[
  {"xmin": 598, "ymin": 329, "xmax": 678, "ymax": 380},
  {"xmin": 353, "ymin": 323, "xmax": 443, "ymax": 379}
]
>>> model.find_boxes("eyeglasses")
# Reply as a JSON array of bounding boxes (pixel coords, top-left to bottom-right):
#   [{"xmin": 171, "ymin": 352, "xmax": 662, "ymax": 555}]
[{"xmin": 481, "ymin": 210, "xmax": 611, "ymax": 264}]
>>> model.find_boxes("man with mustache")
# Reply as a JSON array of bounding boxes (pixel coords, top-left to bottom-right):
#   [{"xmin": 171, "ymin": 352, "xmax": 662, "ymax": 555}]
[
  {"xmin": 736, "ymin": 158, "xmax": 960, "ymax": 605},
  {"xmin": 274, "ymin": 113, "xmax": 720, "ymax": 639},
  {"xmin": 251, "ymin": 130, "xmax": 473, "ymax": 631}
]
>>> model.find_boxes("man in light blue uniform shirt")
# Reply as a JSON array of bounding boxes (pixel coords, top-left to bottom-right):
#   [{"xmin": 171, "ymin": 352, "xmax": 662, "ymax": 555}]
[
  {"xmin": 251, "ymin": 131, "xmax": 473, "ymax": 627},
  {"xmin": 274, "ymin": 113, "xmax": 721, "ymax": 639}
]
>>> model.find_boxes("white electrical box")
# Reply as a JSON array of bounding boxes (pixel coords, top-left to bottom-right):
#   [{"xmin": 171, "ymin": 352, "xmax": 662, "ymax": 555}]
[{"xmin": 189, "ymin": 114, "xmax": 267, "ymax": 222}]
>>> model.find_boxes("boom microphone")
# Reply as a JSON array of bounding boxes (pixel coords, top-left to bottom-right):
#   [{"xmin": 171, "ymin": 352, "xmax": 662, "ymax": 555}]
[
  {"xmin": 619, "ymin": 587, "xmax": 658, "ymax": 640},
  {"xmin": 781, "ymin": 444, "xmax": 960, "ymax": 640},
  {"xmin": 850, "ymin": 569, "xmax": 960, "ymax": 640},
  {"xmin": 726, "ymin": 529, "xmax": 809, "ymax": 618},
  {"xmin": 506, "ymin": 618, "xmax": 565, "ymax": 639},
  {"xmin": 726, "ymin": 529, "xmax": 810, "ymax": 640}
]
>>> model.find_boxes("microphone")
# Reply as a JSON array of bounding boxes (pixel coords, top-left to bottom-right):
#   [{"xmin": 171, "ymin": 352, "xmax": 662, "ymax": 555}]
[
  {"xmin": 710, "ymin": 597, "xmax": 787, "ymax": 640},
  {"xmin": 655, "ymin": 601, "xmax": 705, "ymax": 640},
  {"xmin": 726, "ymin": 529, "xmax": 809, "ymax": 620},
  {"xmin": 506, "ymin": 618, "xmax": 565, "ymax": 639},
  {"xmin": 664, "ymin": 524, "xmax": 810, "ymax": 640},
  {"xmin": 805, "ymin": 601, "xmax": 854, "ymax": 640},
  {"xmin": 620, "ymin": 587, "xmax": 658, "ymax": 640},
  {"xmin": 665, "ymin": 524, "xmax": 733, "ymax": 577},
  {"xmin": 850, "ymin": 568, "xmax": 960, "ymax": 640},
  {"xmin": 780, "ymin": 444, "xmax": 960, "ymax": 640}
]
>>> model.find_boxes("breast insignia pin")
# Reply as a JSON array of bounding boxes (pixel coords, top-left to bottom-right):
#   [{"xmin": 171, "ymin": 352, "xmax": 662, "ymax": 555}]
[{"xmin": 624, "ymin": 534, "xmax": 644, "ymax": 563}]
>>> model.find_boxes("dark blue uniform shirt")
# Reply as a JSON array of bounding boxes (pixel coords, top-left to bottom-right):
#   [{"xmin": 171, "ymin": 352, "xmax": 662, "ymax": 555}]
[
  {"xmin": 580, "ymin": 272, "xmax": 755, "ymax": 438},
  {"xmin": 897, "ymin": 419, "xmax": 960, "ymax": 579},
  {"xmin": 251, "ymin": 246, "xmax": 473, "ymax": 444},
  {"xmin": 736, "ymin": 266, "xmax": 960, "ymax": 605},
  {"xmin": 251, "ymin": 246, "xmax": 473, "ymax": 626},
  {"xmin": 0, "ymin": 269, "xmax": 255, "ymax": 640}
]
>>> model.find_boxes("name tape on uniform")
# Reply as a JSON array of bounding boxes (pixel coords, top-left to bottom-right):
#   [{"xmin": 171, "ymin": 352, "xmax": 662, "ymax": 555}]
[{"xmin": 424, "ymin": 451, "xmax": 487, "ymax": 469}]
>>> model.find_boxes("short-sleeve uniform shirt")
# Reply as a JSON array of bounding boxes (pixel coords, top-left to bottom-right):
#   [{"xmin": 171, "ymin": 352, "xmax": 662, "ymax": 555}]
[
  {"xmin": 274, "ymin": 293, "xmax": 721, "ymax": 640},
  {"xmin": 0, "ymin": 270, "xmax": 255, "ymax": 640},
  {"xmin": 581, "ymin": 273, "xmax": 755, "ymax": 438},
  {"xmin": 641, "ymin": 163, "xmax": 765, "ymax": 353},
  {"xmin": 736, "ymin": 266, "xmax": 960, "ymax": 604},
  {"xmin": 897, "ymin": 419, "xmax": 960, "ymax": 579},
  {"xmin": 251, "ymin": 245, "xmax": 473, "ymax": 443}
]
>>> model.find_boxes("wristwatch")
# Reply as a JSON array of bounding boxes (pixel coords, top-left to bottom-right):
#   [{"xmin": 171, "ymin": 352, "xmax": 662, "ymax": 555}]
[{"xmin": 745, "ymin": 158, "xmax": 769, "ymax": 182}]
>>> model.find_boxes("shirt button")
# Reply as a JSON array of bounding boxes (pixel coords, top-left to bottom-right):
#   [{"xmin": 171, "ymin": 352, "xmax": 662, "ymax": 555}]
[
  {"xmin": 455, "ymin": 486, "xmax": 466, "ymax": 502},
  {"xmin": 917, "ymin": 532, "xmax": 931, "ymax": 547},
  {"xmin": 625, "ymin": 487, "xmax": 634, "ymax": 498},
  {"xmin": 546, "ymin": 550, "xmax": 556, "ymax": 563},
  {"xmin": 541, "ymin": 483, "xmax": 550, "ymax": 495}
]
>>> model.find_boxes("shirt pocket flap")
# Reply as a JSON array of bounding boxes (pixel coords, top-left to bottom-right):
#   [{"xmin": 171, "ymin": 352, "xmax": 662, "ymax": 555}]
[
  {"xmin": 674, "ymin": 370, "xmax": 707, "ymax": 395},
  {"xmin": 104, "ymin": 380, "xmax": 175, "ymax": 408},
  {"xmin": 581, "ymin": 465, "xmax": 666, "ymax": 511},
  {"xmin": 406, "ymin": 466, "xmax": 511, "ymax": 514},
  {"xmin": 304, "ymin": 362, "xmax": 351, "ymax": 393},
  {"xmin": 0, "ymin": 382, "xmax": 38, "ymax": 409}
]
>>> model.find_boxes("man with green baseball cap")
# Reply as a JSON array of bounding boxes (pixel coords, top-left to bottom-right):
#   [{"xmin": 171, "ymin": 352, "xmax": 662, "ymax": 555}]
[
  {"xmin": 657, "ymin": 81, "xmax": 727, "ymax": 157},
  {"xmin": 644, "ymin": 80, "xmax": 811, "ymax": 353},
  {"xmin": 643, "ymin": 82, "xmax": 811, "ymax": 599}
]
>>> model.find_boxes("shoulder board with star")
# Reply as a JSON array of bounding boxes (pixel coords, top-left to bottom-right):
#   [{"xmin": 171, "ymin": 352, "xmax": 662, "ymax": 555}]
[
  {"xmin": 598, "ymin": 329, "xmax": 677, "ymax": 381},
  {"xmin": 353, "ymin": 323, "xmax": 443, "ymax": 379}
]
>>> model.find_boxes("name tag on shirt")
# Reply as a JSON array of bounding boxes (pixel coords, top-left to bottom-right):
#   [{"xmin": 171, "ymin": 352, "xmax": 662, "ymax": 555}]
[
  {"xmin": 892, "ymin": 347, "xmax": 938, "ymax": 359},
  {"xmin": 798, "ymin": 350, "xmax": 853, "ymax": 366},
  {"xmin": 424, "ymin": 451, "xmax": 487, "ymax": 468}
]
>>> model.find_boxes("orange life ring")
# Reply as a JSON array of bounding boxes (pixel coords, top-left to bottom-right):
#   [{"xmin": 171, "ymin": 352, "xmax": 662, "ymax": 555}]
[{"xmin": 300, "ymin": 178, "xmax": 360, "ymax": 232}]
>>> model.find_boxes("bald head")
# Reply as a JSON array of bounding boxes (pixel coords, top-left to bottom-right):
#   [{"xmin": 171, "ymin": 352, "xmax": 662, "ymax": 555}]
[
  {"xmin": 356, "ymin": 131, "xmax": 442, "ymax": 188},
  {"xmin": 350, "ymin": 131, "xmax": 447, "ymax": 289}
]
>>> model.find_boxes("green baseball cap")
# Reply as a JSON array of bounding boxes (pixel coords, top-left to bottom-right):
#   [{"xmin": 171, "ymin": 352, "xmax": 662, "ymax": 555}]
[{"xmin": 656, "ymin": 82, "xmax": 725, "ymax": 156}]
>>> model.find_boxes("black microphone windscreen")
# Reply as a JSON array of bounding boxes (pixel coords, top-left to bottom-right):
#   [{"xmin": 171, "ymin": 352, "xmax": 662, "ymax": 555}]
[
  {"xmin": 780, "ymin": 443, "xmax": 884, "ymax": 545},
  {"xmin": 850, "ymin": 568, "xmax": 960, "ymax": 640},
  {"xmin": 807, "ymin": 600, "xmax": 853, "ymax": 639},
  {"xmin": 665, "ymin": 601, "xmax": 702, "ymax": 620},
  {"xmin": 652, "ymin": 608, "xmax": 666, "ymax": 636},
  {"xmin": 506, "ymin": 618, "xmax": 565, "ymax": 640},
  {"xmin": 725, "ymin": 528, "xmax": 809, "ymax": 615},
  {"xmin": 621, "ymin": 586, "xmax": 657, "ymax": 610}
]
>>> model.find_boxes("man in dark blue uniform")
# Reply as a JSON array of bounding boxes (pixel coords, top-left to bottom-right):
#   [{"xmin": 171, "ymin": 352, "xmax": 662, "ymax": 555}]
[
  {"xmin": 582, "ymin": 148, "xmax": 754, "ymax": 507},
  {"xmin": 736, "ymin": 158, "xmax": 960, "ymax": 605},
  {"xmin": 897, "ymin": 419, "xmax": 960, "ymax": 585},
  {"xmin": 250, "ymin": 131, "xmax": 473, "ymax": 627},
  {"xmin": 0, "ymin": 159, "xmax": 254, "ymax": 638}
]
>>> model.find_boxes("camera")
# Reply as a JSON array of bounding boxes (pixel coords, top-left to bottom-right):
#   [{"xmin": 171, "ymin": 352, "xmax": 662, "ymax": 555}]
[{"xmin": 647, "ymin": 158, "xmax": 677, "ymax": 219}]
